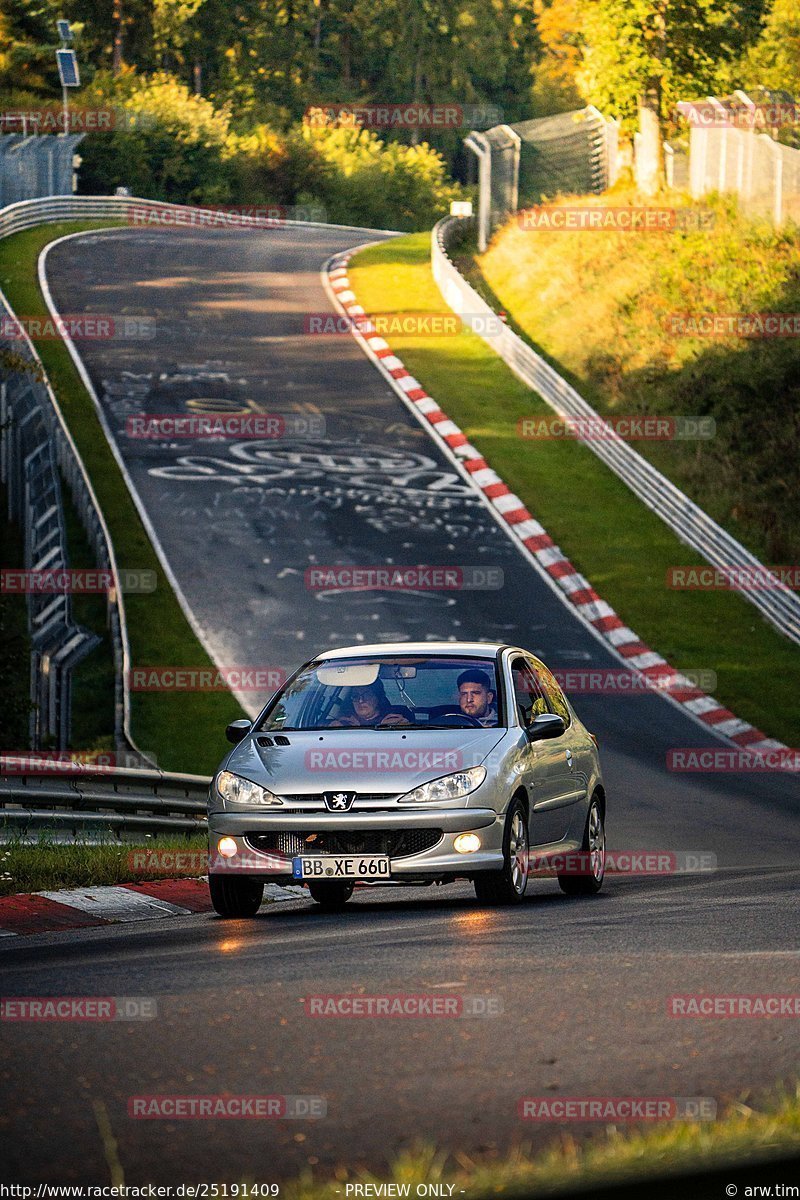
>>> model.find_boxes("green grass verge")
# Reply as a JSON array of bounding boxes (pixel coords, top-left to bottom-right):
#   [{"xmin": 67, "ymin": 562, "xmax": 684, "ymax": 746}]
[
  {"xmin": 472, "ymin": 190, "xmax": 800, "ymax": 563},
  {"xmin": 0, "ymin": 834, "xmax": 209, "ymax": 896},
  {"xmin": 0, "ymin": 222, "xmax": 244, "ymax": 771},
  {"xmin": 278, "ymin": 1086, "xmax": 800, "ymax": 1198},
  {"xmin": 349, "ymin": 235, "xmax": 799, "ymax": 747}
]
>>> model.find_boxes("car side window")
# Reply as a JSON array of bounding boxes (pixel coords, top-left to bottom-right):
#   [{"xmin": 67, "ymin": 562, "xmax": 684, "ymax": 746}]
[
  {"xmin": 511, "ymin": 658, "xmax": 550, "ymax": 726},
  {"xmin": 535, "ymin": 663, "xmax": 572, "ymax": 727}
]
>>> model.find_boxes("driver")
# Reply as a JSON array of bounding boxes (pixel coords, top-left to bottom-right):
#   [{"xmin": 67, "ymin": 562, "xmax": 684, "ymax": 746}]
[
  {"xmin": 457, "ymin": 669, "xmax": 498, "ymax": 727},
  {"xmin": 332, "ymin": 681, "xmax": 411, "ymax": 727}
]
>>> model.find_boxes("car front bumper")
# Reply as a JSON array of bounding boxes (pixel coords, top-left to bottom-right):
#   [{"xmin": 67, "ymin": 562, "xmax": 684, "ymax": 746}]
[{"xmin": 207, "ymin": 807, "xmax": 505, "ymax": 878}]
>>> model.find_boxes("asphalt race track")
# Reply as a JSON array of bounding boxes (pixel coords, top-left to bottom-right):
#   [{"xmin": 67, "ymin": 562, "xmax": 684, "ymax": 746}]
[{"xmin": 0, "ymin": 224, "xmax": 796, "ymax": 1184}]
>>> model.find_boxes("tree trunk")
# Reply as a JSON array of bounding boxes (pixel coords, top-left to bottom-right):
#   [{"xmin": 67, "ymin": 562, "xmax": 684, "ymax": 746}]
[{"xmin": 112, "ymin": 0, "xmax": 123, "ymax": 74}]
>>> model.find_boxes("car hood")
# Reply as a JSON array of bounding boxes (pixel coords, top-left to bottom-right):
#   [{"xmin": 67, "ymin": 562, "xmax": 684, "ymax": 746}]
[{"xmin": 223, "ymin": 727, "xmax": 506, "ymax": 796}]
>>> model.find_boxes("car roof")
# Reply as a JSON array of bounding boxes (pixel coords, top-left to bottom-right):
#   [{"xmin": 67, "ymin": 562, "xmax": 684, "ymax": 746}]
[{"xmin": 315, "ymin": 642, "xmax": 512, "ymax": 659}]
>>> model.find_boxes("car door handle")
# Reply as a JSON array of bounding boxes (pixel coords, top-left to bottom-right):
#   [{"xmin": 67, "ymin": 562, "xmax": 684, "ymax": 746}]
[{"xmin": 565, "ymin": 749, "xmax": 574, "ymax": 768}]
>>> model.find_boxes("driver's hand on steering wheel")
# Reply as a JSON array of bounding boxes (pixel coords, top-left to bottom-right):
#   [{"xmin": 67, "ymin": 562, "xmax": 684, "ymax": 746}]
[{"xmin": 380, "ymin": 713, "xmax": 411, "ymax": 726}]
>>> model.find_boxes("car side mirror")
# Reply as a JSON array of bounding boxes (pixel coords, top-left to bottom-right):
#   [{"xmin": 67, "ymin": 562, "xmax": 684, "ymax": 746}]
[
  {"xmin": 526, "ymin": 713, "xmax": 565, "ymax": 742},
  {"xmin": 225, "ymin": 719, "xmax": 251, "ymax": 745}
]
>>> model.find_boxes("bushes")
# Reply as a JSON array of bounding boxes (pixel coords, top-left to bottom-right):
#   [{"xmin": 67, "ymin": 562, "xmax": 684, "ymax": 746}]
[
  {"xmin": 73, "ymin": 71, "xmax": 465, "ymax": 229},
  {"xmin": 77, "ymin": 70, "xmax": 233, "ymax": 202}
]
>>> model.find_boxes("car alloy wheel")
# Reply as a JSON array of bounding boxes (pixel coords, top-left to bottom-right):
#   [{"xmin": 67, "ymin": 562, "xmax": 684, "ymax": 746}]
[
  {"xmin": 558, "ymin": 795, "xmax": 605, "ymax": 896},
  {"xmin": 474, "ymin": 796, "xmax": 529, "ymax": 906}
]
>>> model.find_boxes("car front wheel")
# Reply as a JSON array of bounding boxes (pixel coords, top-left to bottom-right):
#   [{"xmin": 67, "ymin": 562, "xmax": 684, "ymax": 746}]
[
  {"xmin": 474, "ymin": 797, "xmax": 529, "ymax": 906},
  {"xmin": 558, "ymin": 796, "xmax": 605, "ymax": 896},
  {"xmin": 209, "ymin": 875, "xmax": 265, "ymax": 917}
]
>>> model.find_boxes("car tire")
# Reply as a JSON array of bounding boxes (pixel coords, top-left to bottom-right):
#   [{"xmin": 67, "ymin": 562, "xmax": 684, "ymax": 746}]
[
  {"xmin": 308, "ymin": 881, "xmax": 355, "ymax": 911},
  {"xmin": 473, "ymin": 797, "xmax": 529, "ymax": 906},
  {"xmin": 558, "ymin": 795, "xmax": 605, "ymax": 896},
  {"xmin": 209, "ymin": 874, "xmax": 265, "ymax": 917}
]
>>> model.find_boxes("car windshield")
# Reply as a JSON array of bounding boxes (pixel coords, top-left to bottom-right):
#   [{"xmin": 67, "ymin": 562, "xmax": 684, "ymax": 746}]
[{"xmin": 258, "ymin": 655, "xmax": 502, "ymax": 731}]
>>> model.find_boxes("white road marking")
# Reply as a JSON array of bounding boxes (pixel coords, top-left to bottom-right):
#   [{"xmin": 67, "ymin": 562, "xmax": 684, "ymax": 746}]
[{"xmin": 37, "ymin": 887, "xmax": 193, "ymax": 921}]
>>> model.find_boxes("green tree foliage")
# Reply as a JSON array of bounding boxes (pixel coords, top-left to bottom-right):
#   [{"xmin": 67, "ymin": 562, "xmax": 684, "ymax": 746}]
[
  {"xmin": 78, "ymin": 69, "xmax": 233, "ymax": 201},
  {"xmin": 0, "ymin": 0, "xmax": 66, "ymax": 90},
  {"xmin": 575, "ymin": 0, "xmax": 766, "ymax": 129},
  {"xmin": 74, "ymin": 69, "xmax": 462, "ymax": 226},
  {"xmin": 742, "ymin": 0, "xmax": 800, "ymax": 94}
]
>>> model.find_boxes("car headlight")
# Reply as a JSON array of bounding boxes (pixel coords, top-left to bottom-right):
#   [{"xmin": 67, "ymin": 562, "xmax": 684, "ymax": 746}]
[
  {"xmin": 216, "ymin": 770, "xmax": 283, "ymax": 807},
  {"xmin": 399, "ymin": 766, "xmax": 486, "ymax": 804}
]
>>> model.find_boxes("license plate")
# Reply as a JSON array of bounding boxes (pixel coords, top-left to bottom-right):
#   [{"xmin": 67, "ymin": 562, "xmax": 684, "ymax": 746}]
[{"xmin": 292, "ymin": 855, "xmax": 390, "ymax": 881}]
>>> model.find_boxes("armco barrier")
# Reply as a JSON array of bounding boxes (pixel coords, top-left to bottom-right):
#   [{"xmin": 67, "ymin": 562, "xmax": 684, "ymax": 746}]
[
  {"xmin": 0, "ymin": 373, "xmax": 100, "ymax": 747},
  {"xmin": 0, "ymin": 194, "xmax": 397, "ymax": 753},
  {"xmin": 0, "ymin": 758, "xmax": 210, "ymax": 838},
  {"xmin": 431, "ymin": 216, "xmax": 800, "ymax": 646}
]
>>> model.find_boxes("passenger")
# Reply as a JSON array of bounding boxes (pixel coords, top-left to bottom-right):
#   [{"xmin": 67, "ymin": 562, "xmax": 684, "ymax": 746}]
[
  {"xmin": 457, "ymin": 669, "xmax": 498, "ymax": 727},
  {"xmin": 332, "ymin": 681, "xmax": 411, "ymax": 727}
]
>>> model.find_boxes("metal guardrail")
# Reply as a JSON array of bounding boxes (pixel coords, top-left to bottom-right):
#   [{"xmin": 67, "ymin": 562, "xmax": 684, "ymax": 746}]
[
  {"xmin": 0, "ymin": 193, "xmax": 399, "ymax": 755},
  {"xmin": 0, "ymin": 759, "xmax": 210, "ymax": 838},
  {"xmin": 431, "ymin": 216, "xmax": 800, "ymax": 646},
  {"xmin": 0, "ymin": 372, "xmax": 100, "ymax": 747},
  {"xmin": 0, "ymin": 194, "xmax": 398, "ymax": 239}
]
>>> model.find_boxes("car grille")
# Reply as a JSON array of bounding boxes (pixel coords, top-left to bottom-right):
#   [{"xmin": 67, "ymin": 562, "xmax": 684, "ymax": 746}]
[
  {"xmin": 244, "ymin": 829, "xmax": 443, "ymax": 859},
  {"xmin": 278, "ymin": 793, "xmax": 400, "ymax": 805}
]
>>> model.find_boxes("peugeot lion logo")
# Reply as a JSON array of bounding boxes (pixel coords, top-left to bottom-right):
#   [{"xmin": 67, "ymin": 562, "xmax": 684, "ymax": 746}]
[{"xmin": 323, "ymin": 791, "xmax": 356, "ymax": 812}]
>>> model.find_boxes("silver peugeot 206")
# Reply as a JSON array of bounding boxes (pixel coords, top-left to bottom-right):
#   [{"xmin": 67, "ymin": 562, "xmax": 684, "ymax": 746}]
[{"xmin": 207, "ymin": 642, "xmax": 606, "ymax": 914}]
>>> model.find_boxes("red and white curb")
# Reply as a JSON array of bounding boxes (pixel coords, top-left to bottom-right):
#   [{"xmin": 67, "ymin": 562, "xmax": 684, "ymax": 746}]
[
  {"xmin": 325, "ymin": 254, "xmax": 785, "ymax": 756},
  {"xmin": 0, "ymin": 880, "xmax": 306, "ymax": 937}
]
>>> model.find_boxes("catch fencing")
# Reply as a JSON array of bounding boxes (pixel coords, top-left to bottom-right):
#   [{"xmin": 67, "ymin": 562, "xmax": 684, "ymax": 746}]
[
  {"xmin": 680, "ymin": 90, "xmax": 800, "ymax": 227},
  {"xmin": 0, "ymin": 134, "xmax": 83, "ymax": 206},
  {"xmin": 465, "ymin": 107, "xmax": 619, "ymax": 250},
  {"xmin": 431, "ymin": 216, "xmax": 800, "ymax": 646}
]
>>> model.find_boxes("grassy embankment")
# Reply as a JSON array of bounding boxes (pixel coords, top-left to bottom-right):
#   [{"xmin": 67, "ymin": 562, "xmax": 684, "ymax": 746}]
[
  {"xmin": 348, "ymin": 221, "xmax": 799, "ymax": 748},
  {"xmin": 0, "ymin": 834, "xmax": 208, "ymax": 896},
  {"xmin": 0, "ymin": 222, "xmax": 243, "ymax": 771}
]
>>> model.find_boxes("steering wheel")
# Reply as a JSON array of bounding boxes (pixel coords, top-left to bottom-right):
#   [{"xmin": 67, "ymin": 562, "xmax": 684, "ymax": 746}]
[{"xmin": 433, "ymin": 708, "xmax": 483, "ymax": 728}]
